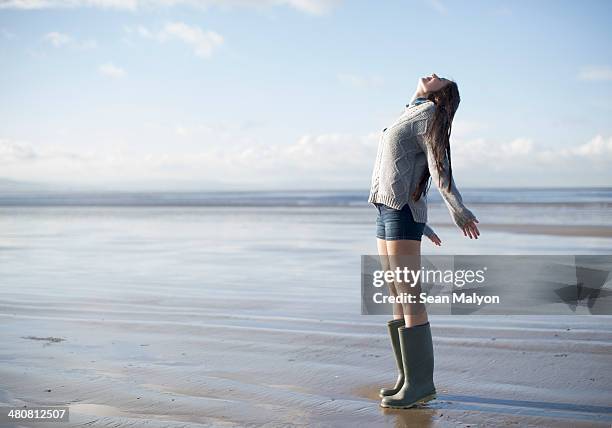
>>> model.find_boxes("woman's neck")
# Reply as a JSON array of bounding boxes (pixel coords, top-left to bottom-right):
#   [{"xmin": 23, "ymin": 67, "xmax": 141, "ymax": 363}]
[{"xmin": 409, "ymin": 91, "xmax": 428, "ymax": 105}]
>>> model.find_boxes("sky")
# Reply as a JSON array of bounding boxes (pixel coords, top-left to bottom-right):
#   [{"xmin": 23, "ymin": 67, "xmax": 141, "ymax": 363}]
[{"xmin": 0, "ymin": 0, "xmax": 611, "ymax": 190}]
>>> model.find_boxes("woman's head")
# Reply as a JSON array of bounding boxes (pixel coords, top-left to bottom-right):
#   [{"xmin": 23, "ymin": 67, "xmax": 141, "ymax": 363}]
[
  {"xmin": 417, "ymin": 73, "xmax": 461, "ymax": 119},
  {"xmin": 412, "ymin": 73, "xmax": 461, "ymax": 201},
  {"xmin": 418, "ymin": 73, "xmax": 450, "ymax": 94}
]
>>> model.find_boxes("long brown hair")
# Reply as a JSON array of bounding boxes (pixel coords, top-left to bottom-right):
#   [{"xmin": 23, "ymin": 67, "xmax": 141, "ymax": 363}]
[{"xmin": 412, "ymin": 79, "xmax": 461, "ymax": 201}]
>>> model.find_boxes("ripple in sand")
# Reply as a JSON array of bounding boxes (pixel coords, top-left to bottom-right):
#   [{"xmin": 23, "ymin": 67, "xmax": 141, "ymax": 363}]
[{"xmin": 70, "ymin": 403, "xmax": 124, "ymax": 417}]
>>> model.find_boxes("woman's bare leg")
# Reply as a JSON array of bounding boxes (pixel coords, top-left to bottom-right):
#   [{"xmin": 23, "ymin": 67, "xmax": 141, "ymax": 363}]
[
  {"xmin": 377, "ymin": 238, "xmax": 403, "ymax": 320},
  {"xmin": 385, "ymin": 239, "xmax": 429, "ymax": 328}
]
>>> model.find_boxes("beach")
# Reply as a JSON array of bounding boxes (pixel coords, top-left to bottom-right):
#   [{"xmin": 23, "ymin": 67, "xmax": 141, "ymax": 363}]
[
  {"xmin": 1, "ymin": 190, "xmax": 612, "ymax": 427},
  {"xmin": 3, "ymin": 0, "xmax": 612, "ymax": 425}
]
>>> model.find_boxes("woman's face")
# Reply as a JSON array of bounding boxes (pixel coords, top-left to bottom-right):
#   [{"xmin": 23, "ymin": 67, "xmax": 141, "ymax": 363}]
[{"xmin": 419, "ymin": 73, "xmax": 449, "ymax": 94}]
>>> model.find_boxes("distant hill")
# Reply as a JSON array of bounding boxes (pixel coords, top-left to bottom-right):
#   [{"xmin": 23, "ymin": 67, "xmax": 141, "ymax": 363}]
[{"xmin": 0, "ymin": 177, "xmax": 240, "ymax": 193}]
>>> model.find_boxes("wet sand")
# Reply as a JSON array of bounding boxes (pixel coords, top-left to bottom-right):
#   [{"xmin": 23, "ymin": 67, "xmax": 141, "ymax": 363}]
[
  {"xmin": 445, "ymin": 223, "xmax": 612, "ymax": 238},
  {"xmin": 1, "ymin": 206, "xmax": 611, "ymax": 427},
  {"xmin": 1, "ymin": 309, "xmax": 611, "ymax": 427}
]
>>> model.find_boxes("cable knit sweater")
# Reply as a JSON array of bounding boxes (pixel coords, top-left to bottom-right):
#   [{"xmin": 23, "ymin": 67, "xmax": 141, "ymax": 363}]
[{"xmin": 368, "ymin": 96, "xmax": 476, "ymax": 233}]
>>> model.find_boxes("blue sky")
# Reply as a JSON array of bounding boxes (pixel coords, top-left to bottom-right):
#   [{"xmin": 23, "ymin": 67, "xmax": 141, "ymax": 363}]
[{"xmin": 1, "ymin": 0, "xmax": 611, "ymax": 190}]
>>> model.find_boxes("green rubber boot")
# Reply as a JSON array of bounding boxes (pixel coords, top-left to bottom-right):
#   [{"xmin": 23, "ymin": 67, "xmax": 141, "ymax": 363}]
[
  {"xmin": 380, "ymin": 322, "xmax": 436, "ymax": 409},
  {"xmin": 379, "ymin": 318, "xmax": 406, "ymax": 398}
]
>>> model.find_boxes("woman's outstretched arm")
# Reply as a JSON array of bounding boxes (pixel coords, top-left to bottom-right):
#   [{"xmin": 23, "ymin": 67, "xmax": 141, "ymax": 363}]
[{"xmin": 417, "ymin": 132, "xmax": 480, "ymax": 238}]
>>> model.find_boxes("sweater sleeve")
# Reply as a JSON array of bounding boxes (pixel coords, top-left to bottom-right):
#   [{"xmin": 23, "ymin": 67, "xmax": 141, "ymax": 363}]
[{"xmin": 417, "ymin": 124, "xmax": 476, "ymax": 229}]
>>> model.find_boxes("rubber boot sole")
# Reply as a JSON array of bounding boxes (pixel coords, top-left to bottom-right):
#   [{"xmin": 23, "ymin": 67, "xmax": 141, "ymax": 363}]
[{"xmin": 379, "ymin": 392, "xmax": 436, "ymax": 409}]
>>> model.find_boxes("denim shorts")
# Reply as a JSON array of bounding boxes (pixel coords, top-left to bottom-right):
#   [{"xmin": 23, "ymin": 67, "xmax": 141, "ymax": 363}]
[{"xmin": 375, "ymin": 203, "xmax": 425, "ymax": 241}]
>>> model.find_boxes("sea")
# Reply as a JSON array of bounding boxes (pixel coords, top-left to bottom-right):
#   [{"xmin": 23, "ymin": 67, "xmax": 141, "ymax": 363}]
[{"xmin": 1, "ymin": 187, "xmax": 611, "ymax": 304}]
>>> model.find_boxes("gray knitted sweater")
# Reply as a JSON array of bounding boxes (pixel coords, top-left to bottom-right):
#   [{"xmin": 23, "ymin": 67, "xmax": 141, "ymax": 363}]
[{"xmin": 368, "ymin": 97, "xmax": 476, "ymax": 231}]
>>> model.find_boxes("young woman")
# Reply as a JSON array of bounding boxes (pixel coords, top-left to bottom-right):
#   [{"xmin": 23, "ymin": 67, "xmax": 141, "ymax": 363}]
[{"xmin": 368, "ymin": 73, "xmax": 480, "ymax": 409}]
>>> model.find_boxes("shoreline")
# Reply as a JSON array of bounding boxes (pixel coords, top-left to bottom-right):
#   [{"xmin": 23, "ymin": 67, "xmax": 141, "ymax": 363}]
[
  {"xmin": 479, "ymin": 223, "xmax": 612, "ymax": 238},
  {"xmin": 435, "ymin": 222, "xmax": 612, "ymax": 238}
]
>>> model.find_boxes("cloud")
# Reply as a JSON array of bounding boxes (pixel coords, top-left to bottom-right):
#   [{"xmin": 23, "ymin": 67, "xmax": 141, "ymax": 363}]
[
  {"xmin": 450, "ymin": 119, "xmax": 486, "ymax": 138},
  {"xmin": 282, "ymin": 0, "xmax": 339, "ymax": 14},
  {"xmin": 43, "ymin": 31, "xmax": 71, "ymax": 47},
  {"xmin": 98, "ymin": 62, "xmax": 126, "ymax": 78},
  {"xmin": 337, "ymin": 73, "xmax": 384, "ymax": 88},
  {"xmin": 126, "ymin": 22, "xmax": 223, "ymax": 58},
  {"xmin": 452, "ymin": 135, "xmax": 612, "ymax": 169},
  {"xmin": 0, "ymin": 0, "xmax": 340, "ymax": 14},
  {"xmin": 0, "ymin": 138, "xmax": 85, "ymax": 164},
  {"xmin": 442, "ymin": 135, "xmax": 612, "ymax": 186},
  {"xmin": 552, "ymin": 135, "xmax": 612, "ymax": 158},
  {"xmin": 159, "ymin": 22, "xmax": 223, "ymax": 58},
  {"xmin": 578, "ymin": 65, "xmax": 612, "ymax": 82},
  {"xmin": 0, "ymin": 130, "xmax": 377, "ymax": 187},
  {"xmin": 0, "ymin": 139, "xmax": 39, "ymax": 162},
  {"xmin": 426, "ymin": 0, "xmax": 447, "ymax": 14},
  {"xmin": 42, "ymin": 31, "xmax": 97, "ymax": 50},
  {"xmin": 1, "ymin": 28, "xmax": 17, "ymax": 39},
  {"xmin": 2, "ymin": 133, "xmax": 611, "ymax": 188}
]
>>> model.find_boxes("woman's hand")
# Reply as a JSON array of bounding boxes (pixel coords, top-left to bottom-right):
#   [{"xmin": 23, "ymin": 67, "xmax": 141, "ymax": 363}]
[
  {"xmin": 462, "ymin": 219, "xmax": 480, "ymax": 239},
  {"xmin": 427, "ymin": 232, "xmax": 442, "ymax": 246}
]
